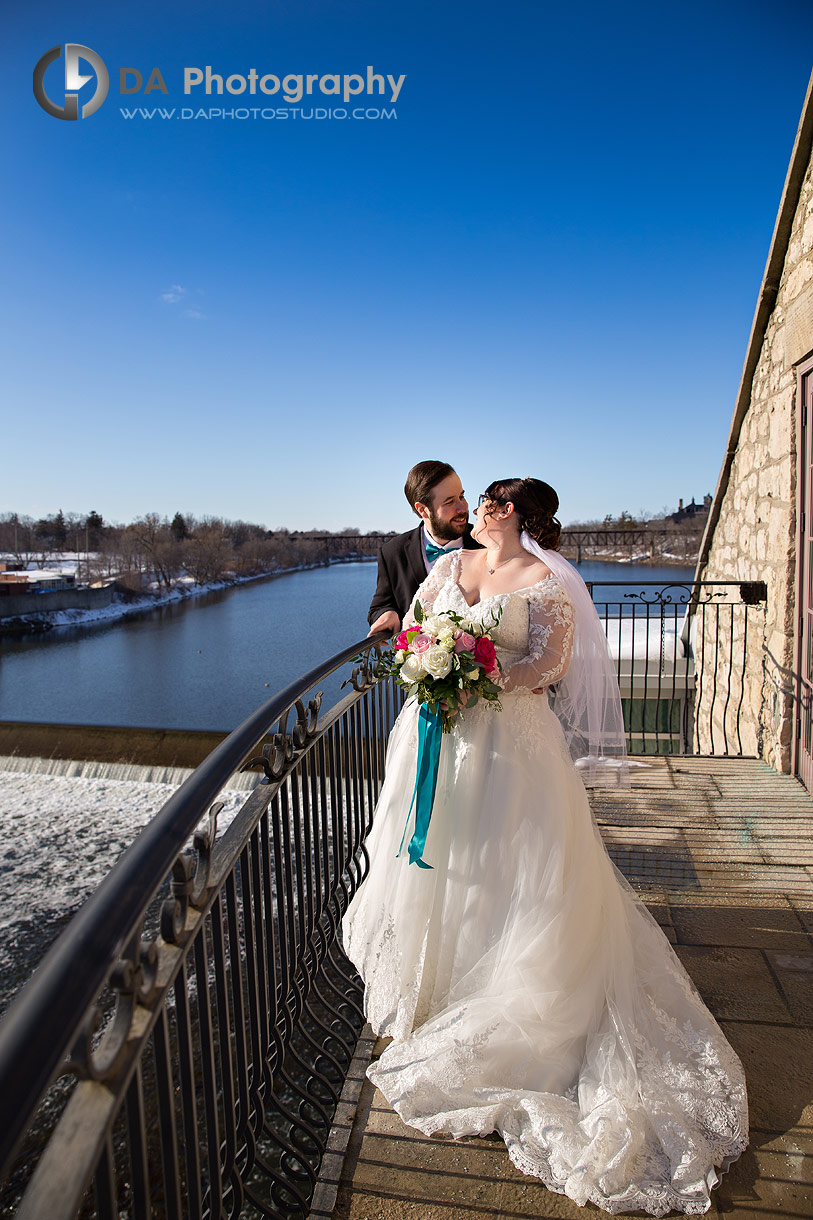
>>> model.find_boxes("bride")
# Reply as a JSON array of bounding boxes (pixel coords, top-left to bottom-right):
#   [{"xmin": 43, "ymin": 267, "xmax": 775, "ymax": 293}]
[{"xmin": 342, "ymin": 477, "xmax": 747, "ymax": 1216}]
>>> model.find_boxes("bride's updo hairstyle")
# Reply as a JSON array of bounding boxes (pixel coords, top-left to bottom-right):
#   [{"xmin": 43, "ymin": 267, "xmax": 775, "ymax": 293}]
[{"xmin": 484, "ymin": 477, "xmax": 562, "ymax": 551}]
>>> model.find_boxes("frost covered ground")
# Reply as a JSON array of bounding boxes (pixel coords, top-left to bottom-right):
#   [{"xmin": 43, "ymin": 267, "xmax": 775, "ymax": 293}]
[
  {"xmin": 4, "ymin": 577, "xmax": 238, "ymax": 630},
  {"xmin": 0, "ymin": 764, "xmax": 250, "ymax": 1015},
  {"xmin": 0, "ymin": 564, "xmax": 291, "ymax": 631},
  {"xmin": 0, "ymin": 552, "xmax": 371, "ymax": 632}
]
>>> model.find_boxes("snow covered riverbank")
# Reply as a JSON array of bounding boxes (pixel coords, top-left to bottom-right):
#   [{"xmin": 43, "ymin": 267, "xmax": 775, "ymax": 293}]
[{"xmin": 0, "ymin": 557, "xmax": 374, "ymax": 634}]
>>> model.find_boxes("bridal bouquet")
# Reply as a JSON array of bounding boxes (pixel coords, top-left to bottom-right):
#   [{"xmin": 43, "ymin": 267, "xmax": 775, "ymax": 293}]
[
  {"xmin": 377, "ymin": 600, "xmax": 503, "ymax": 868},
  {"xmin": 382, "ymin": 600, "xmax": 503, "ymax": 733}
]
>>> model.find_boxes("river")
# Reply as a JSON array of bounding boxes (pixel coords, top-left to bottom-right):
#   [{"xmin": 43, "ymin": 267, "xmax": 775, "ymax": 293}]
[{"xmin": 0, "ymin": 559, "xmax": 695, "ymax": 733}]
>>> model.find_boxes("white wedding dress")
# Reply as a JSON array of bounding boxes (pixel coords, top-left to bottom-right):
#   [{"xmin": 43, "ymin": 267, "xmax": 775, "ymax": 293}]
[{"xmin": 342, "ymin": 551, "xmax": 747, "ymax": 1216}]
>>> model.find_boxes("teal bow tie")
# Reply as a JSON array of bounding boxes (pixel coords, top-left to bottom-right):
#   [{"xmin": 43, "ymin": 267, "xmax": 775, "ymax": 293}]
[{"xmin": 425, "ymin": 540, "xmax": 452, "ymax": 564}]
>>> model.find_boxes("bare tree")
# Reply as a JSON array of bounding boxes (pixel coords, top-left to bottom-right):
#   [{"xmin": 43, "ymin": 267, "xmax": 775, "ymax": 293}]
[
  {"xmin": 0, "ymin": 513, "xmax": 36, "ymax": 565},
  {"xmin": 130, "ymin": 515, "xmax": 181, "ymax": 593},
  {"xmin": 183, "ymin": 519, "xmax": 233, "ymax": 585},
  {"xmin": 1, "ymin": 506, "xmax": 383, "ymax": 590}
]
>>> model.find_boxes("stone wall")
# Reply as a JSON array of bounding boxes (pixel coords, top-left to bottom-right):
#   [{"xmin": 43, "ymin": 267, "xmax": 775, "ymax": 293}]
[
  {"xmin": 697, "ymin": 156, "xmax": 813, "ymax": 770},
  {"xmin": 0, "ymin": 720, "xmax": 227, "ymax": 768},
  {"xmin": 0, "ymin": 586, "xmax": 115, "ymax": 618}
]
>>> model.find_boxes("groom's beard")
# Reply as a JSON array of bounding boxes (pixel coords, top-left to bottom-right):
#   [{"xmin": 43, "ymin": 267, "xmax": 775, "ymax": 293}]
[{"xmin": 428, "ymin": 510, "xmax": 468, "ymax": 542}]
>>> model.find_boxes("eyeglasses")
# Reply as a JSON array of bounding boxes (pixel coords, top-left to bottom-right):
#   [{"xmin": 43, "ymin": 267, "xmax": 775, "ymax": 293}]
[{"xmin": 477, "ymin": 494, "xmax": 506, "ymax": 508}]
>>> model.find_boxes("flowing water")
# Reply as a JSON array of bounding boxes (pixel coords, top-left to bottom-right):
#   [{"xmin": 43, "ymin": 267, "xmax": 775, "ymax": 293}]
[{"xmin": 0, "ymin": 559, "xmax": 694, "ymax": 733}]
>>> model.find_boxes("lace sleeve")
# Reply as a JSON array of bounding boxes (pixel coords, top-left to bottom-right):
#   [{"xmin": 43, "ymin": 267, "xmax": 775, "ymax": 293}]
[
  {"xmin": 500, "ymin": 581, "xmax": 576, "ymax": 692},
  {"xmin": 403, "ymin": 552, "xmax": 457, "ymax": 628}
]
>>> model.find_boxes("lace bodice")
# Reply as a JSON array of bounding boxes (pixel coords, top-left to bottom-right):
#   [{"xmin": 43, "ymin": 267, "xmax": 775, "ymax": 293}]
[{"xmin": 406, "ymin": 551, "xmax": 575, "ymax": 692}]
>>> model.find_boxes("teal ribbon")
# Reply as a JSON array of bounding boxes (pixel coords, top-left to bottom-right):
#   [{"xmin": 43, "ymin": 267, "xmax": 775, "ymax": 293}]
[{"xmin": 397, "ymin": 703, "xmax": 443, "ymax": 868}]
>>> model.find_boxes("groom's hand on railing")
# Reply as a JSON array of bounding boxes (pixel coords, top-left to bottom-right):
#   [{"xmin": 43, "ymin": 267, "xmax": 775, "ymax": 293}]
[{"xmin": 368, "ymin": 610, "xmax": 400, "ymax": 637}]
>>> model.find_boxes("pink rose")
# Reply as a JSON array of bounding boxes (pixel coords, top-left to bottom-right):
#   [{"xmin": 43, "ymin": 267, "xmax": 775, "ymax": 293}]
[
  {"xmin": 410, "ymin": 633, "xmax": 434, "ymax": 655},
  {"xmin": 395, "ymin": 626, "xmax": 421, "ymax": 650},
  {"xmin": 454, "ymin": 631, "xmax": 476, "ymax": 653},
  {"xmin": 473, "ymin": 636, "xmax": 497, "ymax": 671}
]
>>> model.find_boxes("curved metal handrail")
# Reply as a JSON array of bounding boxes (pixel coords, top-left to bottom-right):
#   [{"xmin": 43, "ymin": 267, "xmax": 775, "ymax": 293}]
[{"xmin": 0, "ymin": 631, "xmax": 388, "ymax": 1181}]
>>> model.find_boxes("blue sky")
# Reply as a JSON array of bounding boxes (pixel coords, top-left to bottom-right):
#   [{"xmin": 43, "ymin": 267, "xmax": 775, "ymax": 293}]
[{"xmin": 3, "ymin": 0, "xmax": 812, "ymax": 532}]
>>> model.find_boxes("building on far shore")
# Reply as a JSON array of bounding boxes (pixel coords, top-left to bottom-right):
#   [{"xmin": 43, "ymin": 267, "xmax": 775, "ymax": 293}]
[
  {"xmin": 695, "ymin": 70, "xmax": 813, "ymax": 783},
  {"xmin": 0, "ymin": 570, "xmax": 75, "ymax": 596},
  {"xmin": 671, "ymin": 495, "xmax": 711, "ymax": 525}
]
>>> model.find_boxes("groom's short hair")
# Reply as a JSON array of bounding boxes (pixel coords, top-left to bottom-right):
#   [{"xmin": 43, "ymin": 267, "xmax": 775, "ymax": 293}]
[{"xmin": 404, "ymin": 461, "xmax": 456, "ymax": 514}]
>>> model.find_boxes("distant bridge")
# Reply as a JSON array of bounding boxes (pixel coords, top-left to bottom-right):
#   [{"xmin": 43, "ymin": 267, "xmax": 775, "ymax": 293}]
[
  {"xmin": 289, "ymin": 533, "xmax": 391, "ymax": 557},
  {"xmin": 299, "ymin": 528, "xmax": 701, "ymax": 561},
  {"xmin": 558, "ymin": 527, "xmax": 691, "ymax": 556}
]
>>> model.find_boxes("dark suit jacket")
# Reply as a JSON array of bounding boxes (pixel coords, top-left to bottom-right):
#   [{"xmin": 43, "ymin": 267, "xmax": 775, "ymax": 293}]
[{"xmin": 368, "ymin": 525, "xmax": 482, "ymax": 627}]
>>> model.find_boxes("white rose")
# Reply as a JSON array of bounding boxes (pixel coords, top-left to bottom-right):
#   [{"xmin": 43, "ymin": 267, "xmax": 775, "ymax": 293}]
[
  {"xmin": 422, "ymin": 645, "xmax": 453, "ymax": 679},
  {"xmin": 423, "ymin": 613, "xmax": 452, "ymax": 636},
  {"xmin": 437, "ymin": 629, "xmax": 455, "ymax": 649},
  {"xmin": 400, "ymin": 653, "xmax": 427, "ymax": 682},
  {"xmin": 394, "ymin": 649, "xmax": 406, "ymax": 663}
]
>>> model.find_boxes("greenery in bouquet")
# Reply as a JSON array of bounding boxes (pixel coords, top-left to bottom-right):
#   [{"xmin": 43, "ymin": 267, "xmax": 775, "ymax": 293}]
[{"xmin": 380, "ymin": 600, "xmax": 504, "ymax": 732}]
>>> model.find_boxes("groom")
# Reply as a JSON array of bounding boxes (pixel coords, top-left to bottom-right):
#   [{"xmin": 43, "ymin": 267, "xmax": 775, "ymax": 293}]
[{"xmin": 367, "ymin": 460, "xmax": 482, "ymax": 636}]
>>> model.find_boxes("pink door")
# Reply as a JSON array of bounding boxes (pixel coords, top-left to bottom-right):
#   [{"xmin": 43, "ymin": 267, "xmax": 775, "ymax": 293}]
[{"xmin": 796, "ymin": 357, "xmax": 813, "ymax": 789}]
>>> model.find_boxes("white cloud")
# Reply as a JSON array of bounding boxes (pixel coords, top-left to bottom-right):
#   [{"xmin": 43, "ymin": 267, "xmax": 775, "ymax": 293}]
[
  {"xmin": 159, "ymin": 284, "xmax": 187, "ymax": 304},
  {"xmin": 160, "ymin": 285, "xmax": 205, "ymax": 317}
]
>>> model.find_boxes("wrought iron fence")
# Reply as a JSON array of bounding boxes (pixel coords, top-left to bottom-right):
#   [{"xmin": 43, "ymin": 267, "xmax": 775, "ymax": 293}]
[
  {"xmin": 586, "ymin": 578, "xmax": 768, "ymax": 756},
  {"xmin": 0, "ymin": 577, "xmax": 769, "ymax": 1219},
  {"xmin": 0, "ymin": 633, "xmax": 399, "ymax": 1220}
]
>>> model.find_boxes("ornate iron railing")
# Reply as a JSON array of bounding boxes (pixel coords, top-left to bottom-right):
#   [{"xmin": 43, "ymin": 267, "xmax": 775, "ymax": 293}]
[
  {"xmin": 0, "ymin": 577, "xmax": 769, "ymax": 1219},
  {"xmin": 0, "ymin": 633, "xmax": 397, "ymax": 1220},
  {"xmin": 586, "ymin": 579, "xmax": 768, "ymax": 756}
]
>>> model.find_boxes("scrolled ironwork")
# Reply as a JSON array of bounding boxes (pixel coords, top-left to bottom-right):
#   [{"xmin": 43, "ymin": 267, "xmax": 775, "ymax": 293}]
[
  {"xmin": 241, "ymin": 739, "xmax": 277, "ymax": 782},
  {"xmin": 161, "ymin": 800, "xmax": 223, "ymax": 942},
  {"xmin": 343, "ymin": 642, "xmax": 388, "ymax": 692},
  {"xmin": 160, "ymin": 851, "xmax": 196, "ymax": 944},
  {"xmin": 242, "ymin": 696, "xmax": 324, "ymax": 781},
  {"xmin": 623, "ymin": 584, "xmax": 691, "ymax": 605},
  {"xmin": 617, "ymin": 583, "xmax": 729, "ymax": 606},
  {"xmin": 343, "ymin": 660, "xmax": 374, "ymax": 692},
  {"xmin": 291, "ymin": 694, "xmax": 323, "ymax": 746},
  {"xmin": 68, "ymin": 922, "xmax": 160, "ymax": 1084},
  {"xmin": 190, "ymin": 798, "xmax": 222, "ymax": 904}
]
